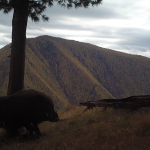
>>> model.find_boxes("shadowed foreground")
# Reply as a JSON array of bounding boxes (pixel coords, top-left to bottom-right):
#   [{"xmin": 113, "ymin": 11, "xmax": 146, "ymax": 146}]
[{"xmin": 0, "ymin": 106, "xmax": 150, "ymax": 150}]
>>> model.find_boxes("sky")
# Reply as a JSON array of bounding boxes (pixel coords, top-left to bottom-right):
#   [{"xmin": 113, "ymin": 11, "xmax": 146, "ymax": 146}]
[{"xmin": 0, "ymin": 0, "xmax": 150, "ymax": 57}]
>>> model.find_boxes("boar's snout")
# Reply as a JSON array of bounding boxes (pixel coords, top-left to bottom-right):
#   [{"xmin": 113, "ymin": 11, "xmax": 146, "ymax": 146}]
[
  {"xmin": 52, "ymin": 111, "xmax": 59, "ymax": 122},
  {"xmin": 48, "ymin": 111, "xmax": 59, "ymax": 122}
]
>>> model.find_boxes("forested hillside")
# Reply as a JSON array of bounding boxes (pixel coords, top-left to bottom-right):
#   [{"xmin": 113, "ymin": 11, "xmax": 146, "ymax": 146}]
[{"xmin": 0, "ymin": 35, "xmax": 150, "ymax": 109}]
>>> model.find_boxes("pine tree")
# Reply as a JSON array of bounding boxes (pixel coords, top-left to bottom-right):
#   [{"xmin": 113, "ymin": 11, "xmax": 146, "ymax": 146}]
[{"xmin": 0, "ymin": 0, "xmax": 103, "ymax": 95}]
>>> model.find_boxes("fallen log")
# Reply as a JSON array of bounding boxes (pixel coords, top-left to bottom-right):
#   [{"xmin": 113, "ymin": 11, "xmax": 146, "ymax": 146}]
[{"xmin": 79, "ymin": 95, "xmax": 150, "ymax": 110}]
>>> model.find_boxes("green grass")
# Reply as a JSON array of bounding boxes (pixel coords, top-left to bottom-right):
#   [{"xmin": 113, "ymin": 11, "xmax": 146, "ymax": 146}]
[{"xmin": 1, "ymin": 107, "xmax": 150, "ymax": 150}]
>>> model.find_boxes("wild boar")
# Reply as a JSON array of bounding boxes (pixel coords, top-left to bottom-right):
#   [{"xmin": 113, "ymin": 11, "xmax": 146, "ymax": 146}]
[{"xmin": 0, "ymin": 89, "xmax": 59, "ymax": 135}]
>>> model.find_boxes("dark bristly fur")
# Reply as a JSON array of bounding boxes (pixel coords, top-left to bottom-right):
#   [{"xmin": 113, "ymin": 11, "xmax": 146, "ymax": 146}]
[{"xmin": 0, "ymin": 89, "xmax": 59, "ymax": 136}]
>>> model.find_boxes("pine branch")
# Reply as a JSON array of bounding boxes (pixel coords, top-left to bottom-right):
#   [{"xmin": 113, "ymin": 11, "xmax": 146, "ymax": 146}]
[
  {"xmin": 42, "ymin": 14, "xmax": 49, "ymax": 21},
  {"xmin": 0, "ymin": 0, "xmax": 103, "ymax": 22}
]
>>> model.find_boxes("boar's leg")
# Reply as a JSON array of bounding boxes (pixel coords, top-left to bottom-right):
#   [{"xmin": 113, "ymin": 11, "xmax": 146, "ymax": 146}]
[
  {"xmin": 32, "ymin": 123, "xmax": 42, "ymax": 136},
  {"xmin": 24, "ymin": 123, "xmax": 34, "ymax": 136}
]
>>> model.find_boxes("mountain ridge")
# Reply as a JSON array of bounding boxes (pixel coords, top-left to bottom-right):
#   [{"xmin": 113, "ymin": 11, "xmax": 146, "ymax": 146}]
[{"xmin": 0, "ymin": 35, "xmax": 150, "ymax": 110}]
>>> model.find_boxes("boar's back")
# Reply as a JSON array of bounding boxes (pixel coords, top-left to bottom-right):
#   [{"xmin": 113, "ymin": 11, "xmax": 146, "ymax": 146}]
[{"xmin": 0, "ymin": 89, "xmax": 56, "ymax": 123}]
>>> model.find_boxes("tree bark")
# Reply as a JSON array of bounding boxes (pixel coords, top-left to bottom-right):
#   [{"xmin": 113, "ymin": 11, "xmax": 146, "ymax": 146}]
[{"xmin": 7, "ymin": 0, "xmax": 29, "ymax": 95}]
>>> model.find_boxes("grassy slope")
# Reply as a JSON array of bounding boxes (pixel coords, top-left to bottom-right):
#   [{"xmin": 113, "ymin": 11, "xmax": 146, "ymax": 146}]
[
  {"xmin": 50, "ymin": 36, "xmax": 150, "ymax": 98},
  {"xmin": 0, "ymin": 35, "xmax": 150, "ymax": 108},
  {"xmin": 27, "ymin": 36, "xmax": 114, "ymax": 104},
  {"xmin": 0, "ymin": 44, "xmax": 68, "ymax": 110},
  {"xmin": 1, "ymin": 107, "xmax": 150, "ymax": 150},
  {"xmin": 27, "ymin": 35, "xmax": 150, "ymax": 101},
  {"xmin": 0, "ymin": 45, "xmax": 11, "ymax": 95},
  {"xmin": 25, "ymin": 45, "xmax": 69, "ymax": 110},
  {"xmin": 0, "ymin": 36, "xmax": 114, "ymax": 109}
]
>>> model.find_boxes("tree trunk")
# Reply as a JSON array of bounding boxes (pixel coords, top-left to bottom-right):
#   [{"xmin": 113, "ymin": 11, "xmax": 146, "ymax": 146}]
[{"xmin": 7, "ymin": 1, "xmax": 29, "ymax": 95}]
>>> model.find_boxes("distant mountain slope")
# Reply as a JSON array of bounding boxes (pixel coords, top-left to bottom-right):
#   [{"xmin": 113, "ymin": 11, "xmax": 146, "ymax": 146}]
[{"xmin": 0, "ymin": 35, "xmax": 150, "ymax": 109}]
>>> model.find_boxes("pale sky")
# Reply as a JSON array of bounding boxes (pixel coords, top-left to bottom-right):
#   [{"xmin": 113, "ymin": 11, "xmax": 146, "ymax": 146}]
[{"xmin": 0, "ymin": 0, "xmax": 150, "ymax": 57}]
